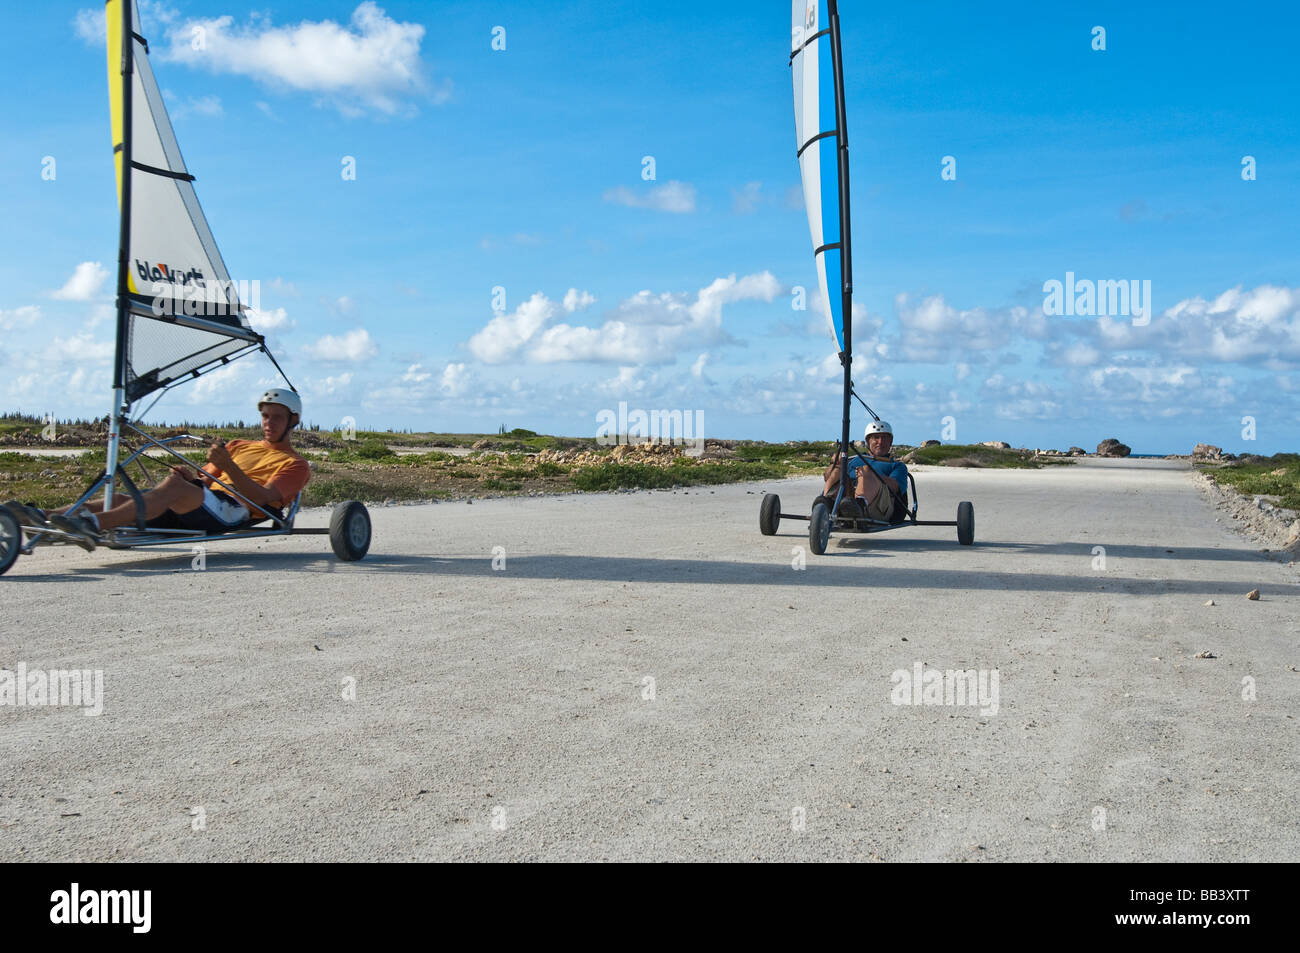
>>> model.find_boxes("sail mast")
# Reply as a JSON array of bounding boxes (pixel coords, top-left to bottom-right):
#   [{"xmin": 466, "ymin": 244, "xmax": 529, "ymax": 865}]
[
  {"xmin": 827, "ymin": 0, "xmax": 853, "ymax": 479},
  {"xmin": 106, "ymin": 0, "xmax": 135, "ymax": 508}
]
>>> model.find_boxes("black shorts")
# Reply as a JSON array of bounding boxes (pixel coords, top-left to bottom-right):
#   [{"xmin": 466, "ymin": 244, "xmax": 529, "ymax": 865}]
[{"xmin": 148, "ymin": 487, "xmax": 251, "ymax": 533}]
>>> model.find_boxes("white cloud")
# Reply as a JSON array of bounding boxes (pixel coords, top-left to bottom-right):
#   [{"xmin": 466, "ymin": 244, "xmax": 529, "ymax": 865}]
[
  {"xmin": 74, "ymin": 2, "xmax": 177, "ymax": 46},
  {"xmin": 690, "ymin": 353, "xmax": 709, "ymax": 379},
  {"xmin": 302, "ymin": 328, "xmax": 377, "ymax": 362},
  {"xmin": 51, "ymin": 262, "xmax": 109, "ymax": 301},
  {"xmin": 602, "ymin": 180, "xmax": 697, "ymax": 214},
  {"xmin": 166, "ymin": 93, "xmax": 224, "ymax": 119},
  {"xmin": 466, "ymin": 273, "xmax": 779, "ymax": 366},
  {"xmin": 563, "ymin": 288, "xmax": 596, "ymax": 313},
  {"xmin": 529, "ymin": 272, "xmax": 781, "ymax": 365},
  {"xmin": 247, "ymin": 307, "xmax": 294, "ymax": 332},
  {"xmin": 268, "ymin": 277, "xmax": 299, "ymax": 296},
  {"xmin": 732, "ymin": 181, "xmax": 762, "ymax": 214},
  {"xmin": 0, "ymin": 306, "xmax": 41, "ymax": 332},
  {"xmin": 1160, "ymin": 284, "xmax": 1300, "ymax": 364},
  {"xmin": 73, "ymin": 8, "xmax": 105, "ymax": 45},
  {"xmin": 891, "ymin": 293, "xmax": 1046, "ymax": 363},
  {"xmin": 303, "ymin": 372, "xmax": 354, "ymax": 400},
  {"xmin": 42, "ymin": 332, "xmax": 115, "ymax": 365},
  {"xmin": 467, "ymin": 292, "xmax": 557, "ymax": 364},
  {"xmin": 158, "ymin": 2, "xmax": 441, "ymax": 116},
  {"xmin": 402, "ymin": 363, "xmax": 431, "ymax": 383},
  {"xmin": 440, "ymin": 362, "xmax": 471, "ymax": 397}
]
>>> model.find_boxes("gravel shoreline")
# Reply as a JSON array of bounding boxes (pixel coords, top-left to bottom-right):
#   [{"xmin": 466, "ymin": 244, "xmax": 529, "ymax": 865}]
[{"xmin": 1192, "ymin": 469, "xmax": 1300, "ymax": 568}]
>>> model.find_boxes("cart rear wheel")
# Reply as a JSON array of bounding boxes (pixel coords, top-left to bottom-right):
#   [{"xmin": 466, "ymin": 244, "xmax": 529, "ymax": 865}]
[
  {"xmin": 330, "ymin": 501, "xmax": 371, "ymax": 561},
  {"xmin": 0, "ymin": 505, "xmax": 21, "ymax": 576},
  {"xmin": 759, "ymin": 493, "xmax": 781, "ymax": 536},
  {"xmin": 809, "ymin": 502, "xmax": 831, "ymax": 555},
  {"xmin": 957, "ymin": 501, "xmax": 974, "ymax": 545}
]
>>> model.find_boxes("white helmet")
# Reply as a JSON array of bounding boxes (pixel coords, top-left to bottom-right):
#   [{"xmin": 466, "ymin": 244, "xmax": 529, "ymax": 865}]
[
  {"xmin": 865, "ymin": 419, "xmax": 893, "ymax": 440},
  {"xmin": 257, "ymin": 388, "xmax": 302, "ymax": 419}
]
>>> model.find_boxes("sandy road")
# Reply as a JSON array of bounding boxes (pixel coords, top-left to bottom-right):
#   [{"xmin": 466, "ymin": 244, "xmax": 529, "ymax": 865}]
[{"xmin": 1, "ymin": 459, "xmax": 1296, "ymax": 861}]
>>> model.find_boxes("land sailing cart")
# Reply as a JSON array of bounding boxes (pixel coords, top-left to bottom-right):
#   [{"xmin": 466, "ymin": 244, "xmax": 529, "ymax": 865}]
[
  {"xmin": 762, "ymin": 0, "xmax": 973, "ymax": 556},
  {"xmin": 0, "ymin": 0, "xmax": 370, "ymax": 577}
]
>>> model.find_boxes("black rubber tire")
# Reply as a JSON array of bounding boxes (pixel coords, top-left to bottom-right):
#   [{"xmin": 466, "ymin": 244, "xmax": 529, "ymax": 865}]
[
  {"xmin": 809, "ymin": 502, "xmax": 831, "ymax": 556},
  {"xmin": 329, "ymin": 501, "xmax": 371, "ymax": 561},
  {"xmin": 957, "ymin": 501, "xmax": 974, "ymax": 545},
  {"xmin": 0, "ymin": 505, "xmax": 21, "ymax": 577},
  {"xmin": 759, "ymin": 493, "xmax": 781, "ymax": 536}
]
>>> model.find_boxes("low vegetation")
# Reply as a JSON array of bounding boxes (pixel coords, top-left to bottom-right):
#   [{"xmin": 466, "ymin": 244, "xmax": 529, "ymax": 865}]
[
  {"xmin": 1199, "ymin": 453, "xmax": 1300, "ymax": 512},
  {"xmin": 0, "ymin": 414, "xmax": 1077, "ymax": 508},
  {"xmin": 905, "ymin": 444, "xmax": 1074, "ymax": 468}
]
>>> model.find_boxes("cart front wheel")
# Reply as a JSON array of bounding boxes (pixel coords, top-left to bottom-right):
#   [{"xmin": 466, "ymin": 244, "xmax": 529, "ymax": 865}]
[
  {"xmin": 759, "ymin": 493, "xmax": 781, "ymax": 536},
  {"xmin": 957, "ymin": 501, "xmax": 974, "ymax": 545},
  {"xmin": 330, "ymin": 501, "xmax": 372, "ymax": 561},
  {"xmin": 809, "ymin": 502, "xmax": 831, "ymax": 556},
  {"xmin": 0, "ymin": 505, "xmax": 21, "ymax": 576}
]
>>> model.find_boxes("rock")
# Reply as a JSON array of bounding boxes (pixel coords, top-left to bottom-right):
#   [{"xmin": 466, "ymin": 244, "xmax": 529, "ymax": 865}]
[
  {"xmin": 900, "ymin": 451, "xmax": 918, "ymax": 464},
  {"xmin": 1193, "ymin": 650, "xmax": 1217, "ymax": 659},
  {"xmin": 1204, "ymin": 600, "xmax": 1215, "ymax": 606},
  {"xmin": 1246, "ymin": 589, "xmax": 1260, "ymax": 601},
  {"xmin": 1192, "ymin": 443, "xmax": 1222, "ymax": 461},
  {"xmin": 979, "ymin": 441, "xmax": 1011, "ymax": 449},
  {"xmin": 1096, "ymin": 438, "xmax": 1131, "ymax": 457},
  {"xmin": 471, "ymin": 439, "xmax": 495, "ymax": 450},
  {"xmin": 1068, "ymin": 447, "xmax": 1086, "ymax": 456},
  {"xmin": 921, "ymin": 440, "xmax": 941, "ymax": 448}
]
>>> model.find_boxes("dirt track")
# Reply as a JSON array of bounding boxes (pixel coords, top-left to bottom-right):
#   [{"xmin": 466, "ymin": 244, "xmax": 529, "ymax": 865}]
[{"xmin": 1, "ymin": 459, "xmax": 1296, "ymax": 861}]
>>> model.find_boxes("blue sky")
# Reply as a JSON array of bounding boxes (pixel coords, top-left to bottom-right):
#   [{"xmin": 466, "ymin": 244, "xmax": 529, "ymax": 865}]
[{"xmin": 1, "ymin": 0, "xmax": 1297, "ymax": 453}]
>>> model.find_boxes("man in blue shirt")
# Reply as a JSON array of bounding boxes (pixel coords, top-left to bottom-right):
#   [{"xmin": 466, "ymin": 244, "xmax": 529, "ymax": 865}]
[{"xmin": 817, "ymin": 420, "xmax": 909, "ymax": 522}]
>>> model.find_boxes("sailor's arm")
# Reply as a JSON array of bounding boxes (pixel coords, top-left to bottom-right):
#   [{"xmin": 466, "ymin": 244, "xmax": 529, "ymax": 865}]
[{"xmin": 205, "ymin": 445, "xmax": 279, "ymax": 509}]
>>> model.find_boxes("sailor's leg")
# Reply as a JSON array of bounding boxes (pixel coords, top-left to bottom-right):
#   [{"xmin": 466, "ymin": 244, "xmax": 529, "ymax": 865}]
[{"xmin": 95, "ymin": 471, "xmax": 203, "ymax": 530}]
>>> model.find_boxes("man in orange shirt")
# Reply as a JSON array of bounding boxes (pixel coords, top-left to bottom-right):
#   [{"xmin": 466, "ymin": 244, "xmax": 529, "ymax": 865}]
[{"xmin": 30, "ymin": 390, "xmax": 310, "ymax": 550}]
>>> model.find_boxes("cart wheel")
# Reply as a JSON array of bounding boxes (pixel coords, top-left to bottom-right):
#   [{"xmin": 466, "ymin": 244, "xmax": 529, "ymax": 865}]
[
  {"xmin": 809, "ymin": 502, "xmax": 831, "ymax": 555},
  {"xmin": 759, "ymin": 493, "xmax": 781, "ymax": 536},
  {"xmin": 0, "ymin": 505, "xmax": 21, "ymax": 577},
  {"xmin": 329, "ymin": 501, "xmax": 371, "ymax": 561},
  {"xmin": 957, "ymin": 501, "xmax": 974, "ymax": 545}
]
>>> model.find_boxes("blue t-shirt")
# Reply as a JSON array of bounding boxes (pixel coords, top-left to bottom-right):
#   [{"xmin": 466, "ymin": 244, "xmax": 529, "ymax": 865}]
[{"xmin": 847, "ymin": 456, "xmax": 909, "ymax": 494}]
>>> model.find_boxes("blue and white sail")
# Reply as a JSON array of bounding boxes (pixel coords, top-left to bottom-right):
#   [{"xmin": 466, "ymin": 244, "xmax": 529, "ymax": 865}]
[{"xmin": 790, "ymin": 0, "xmax": 848, "ymax": 355}]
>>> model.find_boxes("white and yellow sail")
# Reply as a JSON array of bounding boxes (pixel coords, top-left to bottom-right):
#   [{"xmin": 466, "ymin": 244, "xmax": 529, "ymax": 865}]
[{"xmin": 106, "ymin": 0, "xmax": 259, "ymax": 402}]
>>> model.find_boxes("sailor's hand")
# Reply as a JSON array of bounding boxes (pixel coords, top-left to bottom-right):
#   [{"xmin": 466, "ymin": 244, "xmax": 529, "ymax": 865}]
[
  {"xmin": 206, "ymin": 441, "xmax": 233, "ymax": 470},
  {"xmin": 170, "ymin": 465, "xmax": 197, "ymax": 482}
]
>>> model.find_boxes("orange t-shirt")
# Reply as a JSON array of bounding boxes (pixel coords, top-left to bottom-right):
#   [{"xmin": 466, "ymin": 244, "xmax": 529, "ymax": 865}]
[{"xmin": 203, "ymin": 440, "xmax": 311, "ymax": 511}]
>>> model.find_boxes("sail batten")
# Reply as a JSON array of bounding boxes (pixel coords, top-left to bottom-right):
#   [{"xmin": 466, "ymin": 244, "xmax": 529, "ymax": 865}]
[{"xmin": 107, "ymin": 0, "xmax": 259, "ymax": 404}]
